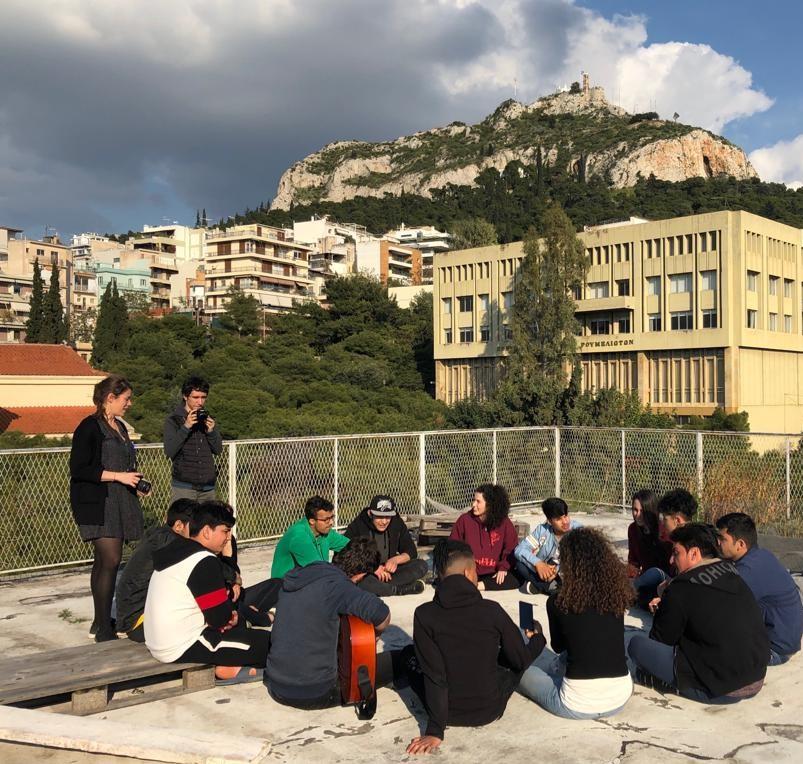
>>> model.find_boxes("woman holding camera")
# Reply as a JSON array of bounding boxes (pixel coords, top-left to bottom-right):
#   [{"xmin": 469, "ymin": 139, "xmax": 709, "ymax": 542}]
[{"xmin": 70, "ymin": 374, "xmax": 146, "ymax": 642}]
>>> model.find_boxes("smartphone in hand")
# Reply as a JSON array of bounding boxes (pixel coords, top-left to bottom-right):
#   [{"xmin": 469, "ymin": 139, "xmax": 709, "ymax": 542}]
[{"xmin": 519, "ymin": 600, "xmax": 535, "ymax": 632}]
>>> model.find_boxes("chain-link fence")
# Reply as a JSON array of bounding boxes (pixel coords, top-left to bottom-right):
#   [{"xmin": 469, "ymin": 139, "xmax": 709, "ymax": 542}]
[{"xmin": 2, "ymin": 426, "xmax": 802, "ymax": 574}]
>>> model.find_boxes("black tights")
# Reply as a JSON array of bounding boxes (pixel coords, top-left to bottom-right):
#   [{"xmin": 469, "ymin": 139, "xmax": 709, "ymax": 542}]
[{"xmin": 90, "ymin": 537, "xmax": 122, "ymax": 634}]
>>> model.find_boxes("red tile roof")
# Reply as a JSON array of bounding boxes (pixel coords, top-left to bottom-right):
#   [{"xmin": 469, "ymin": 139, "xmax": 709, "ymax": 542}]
[
  {"xmin": 0, "ymin": 406, "xmax": 95, "ymax": 436},
  {"xmin": 0, "ymin": 344, "xmax": 105, "ymax": 376}
]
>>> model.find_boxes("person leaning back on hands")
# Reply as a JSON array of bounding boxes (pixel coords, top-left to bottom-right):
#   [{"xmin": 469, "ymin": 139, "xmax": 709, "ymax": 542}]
[
  {"xmin": 164, "ymin": 376, "xmax": 223, "ymax": 504},
  {"xmin": 70, "ymin": 374, "xmax": 150, "ymax": 642}
]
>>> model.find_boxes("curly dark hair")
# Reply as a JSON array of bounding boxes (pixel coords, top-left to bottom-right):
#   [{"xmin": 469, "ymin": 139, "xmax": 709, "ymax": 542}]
[
  {"xmin": 555, "ymin": 528, "xmax": 634, "ymax": 615},
  {"xmin": 332, "ymin": 537, "xmax": 380, "ymax": 578},
  {"xmin": 474, "ymin": 484, "xmax": 510, "ymax": 531}
]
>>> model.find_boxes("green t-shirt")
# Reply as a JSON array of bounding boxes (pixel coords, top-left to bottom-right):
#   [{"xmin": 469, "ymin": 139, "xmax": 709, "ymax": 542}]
[{"xmin": 270, "ymin": 518, "xmax": 350, "ymax": 578}]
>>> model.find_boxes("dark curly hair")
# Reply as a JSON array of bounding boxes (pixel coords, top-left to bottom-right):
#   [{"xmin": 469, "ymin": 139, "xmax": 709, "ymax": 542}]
[
  {"xmin": 555, "ymin": 528, "xmax": 634, "ymax": 615},
  {"xmin": 474, "ymin": 484, "xmax": 510, "ymax": 531},
  {"xmin": 332, "ymin": 537, "xmax": 380, "ymax": 578}
]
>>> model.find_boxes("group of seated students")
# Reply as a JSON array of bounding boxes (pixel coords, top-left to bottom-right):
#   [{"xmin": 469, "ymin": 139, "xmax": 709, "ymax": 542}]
[{"xmin": 131, "ymin": 484, "xmax": 803, "ymax": 755}]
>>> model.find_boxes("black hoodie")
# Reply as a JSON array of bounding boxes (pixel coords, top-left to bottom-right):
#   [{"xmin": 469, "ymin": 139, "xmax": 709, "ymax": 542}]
[
  {"xmin": 413, "ymin": 574, "xmax": 546, "ymax": 739},
  {"xmin": 345, "ymin": 508, "xmax": 418, "ymax": 564},
  {"xmin": 651, "ymin": 559, "xmax": 769, "ymax": 697}
]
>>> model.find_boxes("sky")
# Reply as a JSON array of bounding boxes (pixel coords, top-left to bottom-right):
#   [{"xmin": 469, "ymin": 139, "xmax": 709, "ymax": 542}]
[{"xmin": 0, "ymin": 0, "xmax": 800, "ymax": 240}]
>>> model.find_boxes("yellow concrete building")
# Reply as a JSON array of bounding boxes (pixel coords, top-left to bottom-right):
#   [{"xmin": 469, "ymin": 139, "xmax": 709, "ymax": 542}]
[{"xmin": 434, "ymin": 210, "xmax": 803, "ymax": 433}]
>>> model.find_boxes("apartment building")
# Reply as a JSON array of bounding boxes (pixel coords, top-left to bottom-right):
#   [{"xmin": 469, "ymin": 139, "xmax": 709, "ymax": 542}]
[
  {"xmin": 133, "ymin": 224, "xmax": 206, "ymax": 262},
  {"xmin": 204, "ymin": 223, "xmax": 314, "ymax": 316},
  {"xmin": 434, "ymin": 210, "xmax": 803, "ymax": 433},
  {"xmin": 385, "ymin": 224, "xmax": 451, "ymax": 284},
  {"xmin": 355, "ymin": 239, "xmax": 422, "ymax": 285}
]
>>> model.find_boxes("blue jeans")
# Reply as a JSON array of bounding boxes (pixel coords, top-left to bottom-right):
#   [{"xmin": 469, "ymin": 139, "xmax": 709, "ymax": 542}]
[
  {"xmin": 627, "ymin": 636, "xmax": 745, "ymax": 704},
  {"xmin": 517, "ymin": 664, "xmax": 628, "ymax": 719},
  {"xmin": 515, "ymin": 559, "xmax": 558, "ymax": 594},
  {"xmin": 633, "ymin": 567, "xmax": 669, "ymax": 605},
  {"xmin": 769, "ymin": 648, "xmax": 791, "ymax": 666}
]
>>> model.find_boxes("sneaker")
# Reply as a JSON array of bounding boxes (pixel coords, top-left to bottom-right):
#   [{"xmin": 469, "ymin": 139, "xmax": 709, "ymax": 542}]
[
  {"xmin": 526, "ymin": 581, "xmax": 541, "ymax": 595},
  {"xmin": 94, "ymin": 628, "xmax": 118, "ymax": 643},
  {"xmin": 88, "ymin": 618, "xmax": 116, "ymax": 639},
  {"xmin": 395, "ymin": 580, "xmax": 426, "ymax": 596}
]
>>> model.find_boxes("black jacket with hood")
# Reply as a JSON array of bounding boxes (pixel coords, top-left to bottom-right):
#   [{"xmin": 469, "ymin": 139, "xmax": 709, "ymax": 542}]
[
  {"xmin": 265, "ymin": 561, "xmax": 390, "ymax": 701},
  {"xmin": 651, "ymin": 559, "xmax": 769, "ymax": 697},
  {"xmin": 413, "ymin": 574, "xmax": 546, "ymax": 739},
  {"xmin": 344, "ymin": 508, "xmax": 418, "ymax": 564}
]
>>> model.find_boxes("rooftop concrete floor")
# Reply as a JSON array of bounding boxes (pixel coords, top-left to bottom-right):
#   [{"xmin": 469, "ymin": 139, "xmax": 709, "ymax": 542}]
[{"xmin": 2, "ymin": 512, "xmax": 803, "ymax": 763}]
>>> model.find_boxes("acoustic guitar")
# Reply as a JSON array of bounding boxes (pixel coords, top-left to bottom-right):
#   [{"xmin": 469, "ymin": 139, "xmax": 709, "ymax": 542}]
[{"xmin": 338, "ymin": 614, "xmax": 377, "ymax": 719}]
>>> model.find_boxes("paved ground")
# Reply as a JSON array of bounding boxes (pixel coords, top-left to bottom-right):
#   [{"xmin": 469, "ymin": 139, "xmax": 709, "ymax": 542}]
[{"xmin": 2, "ymin": 512, "xmax": 803, "ymax": 763}]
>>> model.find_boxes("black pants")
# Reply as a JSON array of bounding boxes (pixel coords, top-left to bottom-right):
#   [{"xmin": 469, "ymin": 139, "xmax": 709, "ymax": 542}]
[
  {"xmin": 239, "ymin": 578, "xmax": 282, "ymax": 624},
  {"xmin": 357, "ymin": 559, "xmax": 429, "ymax": 596},
  {"xmin": 178, "ymin": 624, "xmax": 270, "ymax": 668},
  {"xmin": 478, "ymin": 570, "xmax": 523, "ymax": 591},
  {"xmin": 268, "ymin": 649, "xmax": 409, "ymax": 709}
]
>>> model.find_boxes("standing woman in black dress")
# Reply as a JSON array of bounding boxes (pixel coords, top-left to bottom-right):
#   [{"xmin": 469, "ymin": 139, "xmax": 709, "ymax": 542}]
[{"xmin": 70, "ymin": 375, "xmax": 145, "ymax": 642}]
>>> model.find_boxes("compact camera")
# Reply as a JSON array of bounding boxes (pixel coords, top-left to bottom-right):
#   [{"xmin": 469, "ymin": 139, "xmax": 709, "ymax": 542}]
[
  {"xmin": 195, "ymin": 408, "xmax": 209, "ymax": 426},
  {"xmin": 135, "ymin": 478, "xmax": 152, "ymax": 494}
]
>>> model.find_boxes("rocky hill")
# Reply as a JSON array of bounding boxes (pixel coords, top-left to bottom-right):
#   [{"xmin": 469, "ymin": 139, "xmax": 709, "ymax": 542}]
[{"xmin": 271, "ymin": 85, "xmax": 756, "ymax": 211}]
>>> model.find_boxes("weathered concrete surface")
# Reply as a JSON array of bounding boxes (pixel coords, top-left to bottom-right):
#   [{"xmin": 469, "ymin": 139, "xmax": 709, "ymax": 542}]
[{"xmin": 1, "ymin": 512, "xmax": 802, "ymax": 764}]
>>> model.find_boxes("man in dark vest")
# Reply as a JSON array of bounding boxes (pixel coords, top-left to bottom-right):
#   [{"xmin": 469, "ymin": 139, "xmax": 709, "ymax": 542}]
[{"xmin": 164, "ymin": 376, "xmax": 223, "ymax": 504}]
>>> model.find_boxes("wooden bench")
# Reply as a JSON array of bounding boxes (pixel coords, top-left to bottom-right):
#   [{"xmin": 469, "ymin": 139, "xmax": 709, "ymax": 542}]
[{"xmin": 0, "ymin": 639, "xmax": 214, "ymax": 715}]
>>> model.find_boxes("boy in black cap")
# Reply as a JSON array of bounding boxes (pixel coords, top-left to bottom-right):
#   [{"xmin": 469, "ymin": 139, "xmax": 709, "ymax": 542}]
[{"xmin": 345, "ymin": 495, "xmax": 428, "ymax": 596}]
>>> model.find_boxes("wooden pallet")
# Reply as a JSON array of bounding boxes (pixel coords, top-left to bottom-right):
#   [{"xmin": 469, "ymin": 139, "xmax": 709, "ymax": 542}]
[{"xmin": 0, "ymin": 639, "xmax": 214, "ymax": 715}]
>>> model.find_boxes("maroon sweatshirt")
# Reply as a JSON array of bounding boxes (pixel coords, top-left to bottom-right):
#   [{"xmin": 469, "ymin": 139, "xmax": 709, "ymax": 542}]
[
  {"xmin": 449, "ymin": 512, "xmax": 518, "ymax": 576},
  {"xmin": 627, "ymin": 521, "xmax": 672, "ymax": 576}
]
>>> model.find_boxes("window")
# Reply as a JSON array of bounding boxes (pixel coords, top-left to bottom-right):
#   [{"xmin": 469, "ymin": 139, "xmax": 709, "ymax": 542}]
[
  {"xmin": 443, "ymin": 328, "xmax": 452, "ymax": 344},
  {"xmin": 590, "ymin": 319, "xmax": 610, "ymax": 335},
  {"xmin": 747, "ymin": 309, "xmax": 757, "ymax": 328},
  {"xmin": 458, "ymin": 295, "xmax": 473, "ymax": 312},
  {"xmin": 671, "ymin": 311, "xmax": 693, "ymax": 330},
  {"xmin": 616, "ymin": 279, "xmax": 630, "ymax": 297},
  {"xmin": 670, "ymin": 273, "xmax": 692, "ymax": 293},
  {"xmin": 478, "ymin": 294, "xmax": 489, "ymax": 313},
  {"xmin": 702, "ymin": 309, "xmax": 717, "ymax": 328},
  {"xmin": 502, "ymin": 291, "xmax": 513, "ymax": 311},
  {"xmin": 648, "ymin": 313, "xmax": 662, "ymax": 331},
  {"xmin": 459, "ymin": 327, "xmax": 474, "ymax": 343},
  {"xmin": 785, "ymin": 315, "xmax": 792, "ymax": 333},
  {"xmin": 502, "ymin": 324, "xmax": 513, "ymax": 341},
  {"xmin": 480, "ymin": 325, "xmax": 490, "ymax": 342},
  {"xmin": 769, "ymin": 313, "xmax": 778, "ymax": 331},
  {"xmin": 36, "ymin": 248, "xmax": 44, "ymax": 256},
  {"xmin": 571, "ymin": 285, "xmax": 582, "ymax": 300},
  {"xmin": 647, "ymin": 276, "xmax": 661, "ymax": 296},
  {"xmin": 784, "ymin": 279, "xmax": 793, "ymax": 298},
  {"xmin": 442, "ymin": 298, "xmax": 452, "ymax": 314},
  {"xmin": 98, "ymin": 276, "xmax": 104, "ymax": 285},
  {"xmin": 588, "ymin": 281, "xmax": 609, "ymax": 299},
  {"xmin": 701, "ymin": 270, "xmax": 717, "ymax": 291},
  {"xmin": 618, "ymin": 315, "xmax": 631, "ymax": 334},
  {"xmin": 140, "ymin": 279, "xmax": 147, "ymax": 286},
  {"xmin": 769, "ymin": 276, "xmax": 779, "ymax": 296},
  {"xmin": 747, "ymin": 271, "xmax": 758, "ymax": 292}
]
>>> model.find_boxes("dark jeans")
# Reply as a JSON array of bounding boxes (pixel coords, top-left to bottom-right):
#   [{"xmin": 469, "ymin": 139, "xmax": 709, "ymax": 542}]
[
  {"xmin": 479, "ymin": 569, "xmax": 523, "ymax": 591},
  {"xmin": 515, "ymin": 559, "xmax": 559, "ymax": 594},
  {"xmin": 268, "ymin": 648, "xmax": 408, "ymax": 709},
  {"xmin": 632, "ymin": 567, "xmax": 669, "ymax": 607},
  {"xmin": 178, "ymin": 624, "xmax": 270, "ymax": 668},
  {"xmin": 357, "ymin": 559, "xmax": 429, "ymax": 596},
  {"xmin": 627, "ymin": 636, "xmax": 755, "ymax": 704}
]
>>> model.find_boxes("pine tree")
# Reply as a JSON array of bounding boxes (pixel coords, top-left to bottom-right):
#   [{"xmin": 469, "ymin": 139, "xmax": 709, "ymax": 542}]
[
  {"xmin": 25, "ymin": 260, "xmax": 45, "ymax": 343},
  {"xmin": 91, "ymin": 281, "xmax": 129, "ymax": 367},
  {"xmin": 41, "ymin": 263, "xmax": 67, "ymax": 343}
]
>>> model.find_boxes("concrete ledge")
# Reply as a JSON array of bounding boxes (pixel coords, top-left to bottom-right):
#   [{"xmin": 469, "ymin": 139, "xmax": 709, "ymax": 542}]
[{"xmin": 0, "ymin": 705, "xmax": 271, "ymax": 764}]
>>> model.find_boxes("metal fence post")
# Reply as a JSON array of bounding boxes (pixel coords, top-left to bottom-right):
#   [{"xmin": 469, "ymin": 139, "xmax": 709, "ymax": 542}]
[
  {"xmin": 228, "ymin": 441, "xmax": 237, "ymax": 519},
  {"xmin": 333, "ymin": 438, "xmax": 340, "ymax": 528},
  {"xmin": 492, "ymin": 430, "xmax": 498, "ymax": 485},
  {"xmin": 419, "ymin": 432, "xmax": 427, "ymax": 515},
  {"xmin": 621, "ymin": 429, "xmax": 626, "ymax": 514},
  {"xmin": 554, "ymin": 427, "xmax": 561, "ymax": 498},
  {"xmin": 786, "ymin": 437, "xmax": 791, "ymax": 520},
  {"xmin": 696, "ymin": 432, "xmax": 704, "ymax": 499}
]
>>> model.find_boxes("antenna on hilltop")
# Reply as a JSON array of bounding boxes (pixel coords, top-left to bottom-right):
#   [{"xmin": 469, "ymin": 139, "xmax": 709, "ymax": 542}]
[{"xmin": 513, "ymin": 77, "xmax": 518, "ymax": 99}]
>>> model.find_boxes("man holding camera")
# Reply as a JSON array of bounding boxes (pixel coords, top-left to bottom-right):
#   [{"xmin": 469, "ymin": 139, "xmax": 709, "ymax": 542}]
[{"xmin": 164, "ymin": 376, "xmax": 223, "ymax": 504}]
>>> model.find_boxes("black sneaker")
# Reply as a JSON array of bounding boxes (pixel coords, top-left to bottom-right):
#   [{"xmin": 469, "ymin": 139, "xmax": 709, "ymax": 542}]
[
  {"xmin": 94, "ymin": 628, "xmax": 118, "ymax": 643},
  {"xmin": 395, "ymin": 580, "xmax": 426, "ymax": 596}
]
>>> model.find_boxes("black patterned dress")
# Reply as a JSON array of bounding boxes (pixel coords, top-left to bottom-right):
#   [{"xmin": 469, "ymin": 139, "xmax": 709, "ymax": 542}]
[{"xmin": 78, "ymin": 419, "xmax": 144, "ymax": 542}]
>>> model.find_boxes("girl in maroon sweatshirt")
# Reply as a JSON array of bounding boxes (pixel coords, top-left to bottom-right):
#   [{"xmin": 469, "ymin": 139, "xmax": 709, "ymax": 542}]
[{"xmin": 449, "ymin": 484, "xmax": 521, "ymax": 591}]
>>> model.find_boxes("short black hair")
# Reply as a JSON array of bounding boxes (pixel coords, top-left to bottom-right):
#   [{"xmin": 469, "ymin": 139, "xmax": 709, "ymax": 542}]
[
  {"xmin": 658, "ymin": 489, "xmax": 697, "ymax": 521},
  {"xmin": 304, "ymin": 496, "xmax": 334, "ymax": 520},
  {"xmin": 715, "ymin": 512, "xmax": 758, "ymax": 550},
  {"xmin": 542, "ymin": 497, "xmax": 569, "ymax": 521},
  {"xmin": 669, "ymin": 523, "xmax": 720, "ymax": 559},
  {"xmin": 332, "ymin": 537, "xmax": 378, "ymax": 577},
  {"xmin": 166, "ymin": 498, "xmax": 197, "ymax": 528},
  {"xmin": 189, "ymin": 501, "xmax": 235, "ymax": 537},
  {"xmin": 433, "ymin": 539, "xmax": 474, "ymax": 577},
  {"xmin": 181, "ymin": 376, "xmax": 210, "ymax": 397}
]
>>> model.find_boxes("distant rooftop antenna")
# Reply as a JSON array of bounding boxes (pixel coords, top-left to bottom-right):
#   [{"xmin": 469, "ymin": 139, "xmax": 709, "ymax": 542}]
[
  {"xmin": 513, "ymin": 77, "xmax": 518, "ymax": 99},
  {"xmin": 673, "ymin": 112, "xmax": 680, "ymax": 122}
]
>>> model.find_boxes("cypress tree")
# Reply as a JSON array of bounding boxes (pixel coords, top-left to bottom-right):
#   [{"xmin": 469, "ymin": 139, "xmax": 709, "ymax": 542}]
[
  {"xmin": 202, "ymin": 208, "xmax": 207, "ymax": 227},
  {"xmin": 42, "ymin": 262, "xmax": 67, "ymax": 343},
  {"xmin": 25, "ymin": 260, "xmax": 45, "ymax": 343},
  {"xmin": 91, "ymin": 281, "xmax": 128, "ymax": 367},
  {"xmin": 195, "ymin": 209, "xmax": 201, "ymax": 227}
]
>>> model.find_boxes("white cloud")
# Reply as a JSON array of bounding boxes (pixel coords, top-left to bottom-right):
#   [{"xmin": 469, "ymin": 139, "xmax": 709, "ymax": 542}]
[{"xmin": 749, "ymin": 135, "xmax": 803, "ymax": 188}]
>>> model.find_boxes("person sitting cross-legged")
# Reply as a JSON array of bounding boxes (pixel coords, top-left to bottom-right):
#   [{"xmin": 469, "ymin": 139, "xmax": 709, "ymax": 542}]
[
  {"xmin": 345, "ymin": 495, "xmax": 428, "ymax": 596},
  {"xmin": 514, "ymin": 497, "xmax": 581, "ymax": 595},
  {"xmin": 144, "ymin": 502, "xmax": 270, "ymax": 685},
  {"xmin": 405, "ymin": 539, "xmax": 546, "ymax": 756},
  {"xmin": 517, "ymin": 527, "xmax": 634, "ymax": 719},
  {"xmin": 628, "ymin": 523, "xmax": 768, "ymax": 704},
  {"xmin": 448, "ymin": 484, "xmax": 522, "ymax": 591},
  {"xmin": 627, "ymin": 490, "xmax": 672, "ymax": 608},
  {"xmin": 270, "ymin": 496, "xmax": 349, "ymax": 579},
  {"xmin": 716, "ymin": 512, "xmax": 803, "ymax": 666}
]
